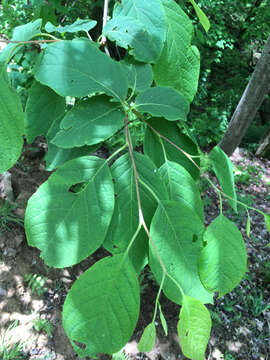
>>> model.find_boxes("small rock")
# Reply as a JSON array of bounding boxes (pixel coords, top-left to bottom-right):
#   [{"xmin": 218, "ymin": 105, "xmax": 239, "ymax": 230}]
[
  {"xmin": 3, "ymin": 247, "xmax": 16, "ymax": 257},
  {"xmin": 14, "ymin": 207, "xmax": 25, "ymax": 219},
  {"xmin": 0, "ymin": 172, "xmax": 14, "ymax": 201},
  {"xmin": 14, "ymin": 235, "xmax": 24, "ymax": 248},
  {"xmin": 0, "ymin": 287, "xmax": 7, "ymax": 296}
]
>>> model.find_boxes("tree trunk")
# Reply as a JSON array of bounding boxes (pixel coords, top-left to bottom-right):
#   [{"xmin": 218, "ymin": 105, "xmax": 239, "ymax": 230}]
[
  {"xmin": 255, "ymin": 126, "xmax": 270, "ymax": 158},
  {"xmin": 218, "ymin": 34, "xmax": 270, "ymax": 156}
]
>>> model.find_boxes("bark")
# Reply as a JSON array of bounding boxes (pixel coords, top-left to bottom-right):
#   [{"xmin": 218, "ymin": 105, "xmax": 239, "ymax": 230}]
[
  {"xmin": 218, "ymin": 34, "xmax": 270, "ymax": 156},
  {"xmin": 255, "ymin": 126, "xmax": 270, "ymax": 158}
]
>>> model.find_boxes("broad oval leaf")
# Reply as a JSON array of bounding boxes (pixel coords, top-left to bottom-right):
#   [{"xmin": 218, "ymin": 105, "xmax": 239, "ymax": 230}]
[
  {"xmin": 45, "ymin": 19, "xmax": 97, "ymax": 33},
  {"xmin": 209, "ymin": 146, "xmax": 237, "ymax": 212},
  {"xmin": 138, "ymin": 323, "xmax": 156, "ymax": 353},
  {"xmin": 159, "ymin": 161, "xmax": 204, "ymax": 222},
  {"xmin": 153, "ymin": 0, "xmax": 200, "ymax": 103},
  {"xmin": 63, "ymin": 255, "xmax": 140, "ymax": 357},
  {"xmin": 25, "ymin": 81, "xmax": 65, "ymax": 143},
  {"xmin": 25, "ymin": 156, "xmax": 114, "ymax": 268},
  {"xmin": 178, "ymin": 295, "xmax": 212, "ymax": 360},
  {"xmin": 144, "ymin": 118, "xmax": 200, "ymax": 180},
  {"xmin": 34, "ymin": 39, "xmax": 128, "ymax": 101},
  {"xmin": 103, "ymin": 152, "xmax": 168, "ymax": 273},
  {"xmin": 198, "ymin": 215, "xmax": 247, "ymax": 297},
  {"xmin": 149, "ymin": 200, "xmax": 213, "ymax": 304},
  {"xmin": 135, "ymin": 87, "xmax": 189, "ymax": 121},
  {"xmin": 113, "ymin": 0, "xmax": 166, "ymax": 63},
  {"xmin": 52, "ymin": 95, "xmax": 125, "ymax": 148},
  {"xmin": 124, "ymin": 59, "xmax": 153, "ymax": 94},
  {"xmin": 104, "ymin": 17, "xmax": 158, "ymax": 63},
  {"xmin": 0, "ymin": 77, "xmax": 24, "ymax": 173}
]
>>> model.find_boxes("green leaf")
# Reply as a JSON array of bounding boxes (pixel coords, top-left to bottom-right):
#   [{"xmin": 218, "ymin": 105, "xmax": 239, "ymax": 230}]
[
  {"xmin": 188, "ymin": 0, "xmax": 210, "ymax": 32},
  {"xmin": 135, "ymin": 87, "xmax": 189, "ymax": 121},
  {"xmin": 178, "ymin": 295, "xmax": 211, "ymax": 360},
  {"xmin": 0, "ymin": 19, "xmax": 42, "ymax": 66},
  {"xmin": 209, "ymin": 146, "xmax": 237, "ymax": 212},
  {"xmin": 264, "ymin": 213, "xmax": 270, "ymax": 233},
  {"xmin": 25, "ymin": 81, "xmax": 65, "ymax": 143},
  {"xmin": 158, "ymin": 303, "xmax": 168, "ymax": 336},
  {"xmin": 104, "ymin": 17, "xmax": 158, "ymax": 63},
  {"xmin": 153, "ymin": 0, "xmax": 200, "ymax": 103},
  {"xmin": 124, "ymin": 59, "xmax": 153, "ymax": 94},
  {"xmin": 149, "ymin": 201, "xmax": 213, "ymax": 304},
  {"xmin": 25, "ymin": 156, "xmax": 114, "ymax": 268},
  {"xmin": 246, "ymin": 212, "xmax": 251, "ymax": 237},
  {"xmin": 0, "ymin": 77, "xmax": 24, "ymax": 173},
  {"xmin": 103, "ymin": 152, "xmax": 168, "ymax": 273},
  {"xmin": 144, "ymin": 118, "xmax": 200, "ymax": 180},
  {"xmin": 34, "ymin": 39, "xmax": 128, "ymax": 101},
  {"xmin": 138, "ymin": 323, "xmax": 156, "ymax": 353},
  {"xmin": 52, "ymin": 95, "xmax": 124, "ymax": 148},
  {"xmin": 112, "ymin": 0, "xmax": 166, "ymax": 63},
  {"xmin": 63, "ymin": 255, "xmax": 140, "ymax": 357},
  {"xmin": 45, "ymin": 19, "xmax": 97, "ymax": 33},
  {"xmin": 198, "ymin": 215, "xmax": 247, "ymax": 297},
  {"xmin": 159, "ymin": 161, "xmax": 204, "ymax": 222}
]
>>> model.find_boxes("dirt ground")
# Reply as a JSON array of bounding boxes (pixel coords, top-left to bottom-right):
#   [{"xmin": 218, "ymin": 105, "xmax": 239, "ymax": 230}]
[{"xmin": 0, "ymin": 143, "xmax": 269, "ymax": 360}]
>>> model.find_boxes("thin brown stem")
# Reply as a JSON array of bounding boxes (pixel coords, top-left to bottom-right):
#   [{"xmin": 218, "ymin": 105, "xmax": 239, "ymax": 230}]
[{"xmin": 101, "ymin": 0, "xmax": 110, "ymax": 56}]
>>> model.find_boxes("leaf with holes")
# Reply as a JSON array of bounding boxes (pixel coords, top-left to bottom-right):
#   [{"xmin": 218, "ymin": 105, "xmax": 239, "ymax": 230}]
[
  {"xmin": 135, "ymin": 87, "xmax": 189, "ymax": 121},
  {"xmin": 112, "ymin": 0, "xmax": 166, "ymax": 63},
  {"xmin": 45, "ymin": 19, "xmax": 97, "ymax": 33},
  {"xmin": 25, "ymin": 156, "xmax": 114, "ymax": 268},
  {"xmin": 34, "ymin": 39, "xmax": 128, "ymax": 101},
  {"xmin": 0, "ymin": 77, "xmax": 24, "ymax": 173},
  {"xmin": 149, "ymin": 200, "xmax": 213, "ymax": 304},
  {"xmin": 52, "ymin": 95, "xmax": 125, "ymax": 148},
  {"xmin": 144, "ymin": 118, "xmax": 200, "ymax": 179},
  {"xmin": 62, "ymin": 255, "xmax": 140, "ymax": 357},
  {"xmin": 178, "ymin": 295, "xmax": 211, "ymax": 360},
  {"xmin": 153, "ymin": 0, "xmax": 200, "ymax": 103},
  {"xmin": 198, "ymin": 215, "xmax": 247, "ymax": 297}
]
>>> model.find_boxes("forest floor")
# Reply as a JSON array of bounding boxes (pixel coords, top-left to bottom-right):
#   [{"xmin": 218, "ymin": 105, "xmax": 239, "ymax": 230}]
[{"xmin": 0, "ymin": 143, "xmax": 269, "ymax": 360}]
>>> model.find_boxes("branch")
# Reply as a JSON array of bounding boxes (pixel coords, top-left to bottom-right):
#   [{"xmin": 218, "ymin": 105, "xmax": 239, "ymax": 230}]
[{"xmin": 101, "ymin": 0, "xmax": 110, "ymax": 56}]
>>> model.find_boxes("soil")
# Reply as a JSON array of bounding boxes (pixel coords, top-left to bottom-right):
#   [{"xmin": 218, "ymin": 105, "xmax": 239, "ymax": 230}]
[{"xmin": 0, "ymin": 143, "xmax": 269, "ymax": 360}]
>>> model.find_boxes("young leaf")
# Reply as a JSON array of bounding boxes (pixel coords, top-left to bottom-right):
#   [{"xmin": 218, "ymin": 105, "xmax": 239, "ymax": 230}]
[
  {"xmin": 103, "ymin": 152, "xmax": 168, "ymax": 273},
  {"xmin": 113, "ymin": 0, "xmax": 166, "ymax": 63},
  {"xmin": 0, "ymin": 77, "xmax": 24, "ymax": 173},
  {"xmin": 63, "ymin": 255, "xmax": 140, "ymax": 357},
  {"xmin": 159, "ymin": 161, "xmax": 204, "ymax": 222},
  {"xmin": 45, "ymin": 19, "xmax": 97, "ymax": 33},
  {"xmin": 104, "ymin": 17, "xmax": 158, "ymax": 64},
  {"xmin": 138, "ymin": 323, "xmax": 156, "ymax": 353},
  {"xmin": 198, "ymin": 215, "xmax": 247, "ymax": 297},
  {"xmin": 52, "ymin": 95, "xmax": 125, "ymax": 148},
  {"xmin": 209, "ymin": 146, "xmax": 237, "ymax": 212},
  {"xmin": 246, "ymin": 212, "xmax": 251, "ymax": 237},
  {"xmin": 0, "ymin": 19, "xmax": 42, "ymax": 66},
  {"xmin": 135, "ymin": 87, "xmax": 189, "ymax": 121},
  {"xmin": 158, "ymin": 303, "xmax": 168, "ymax": 336},
  {"xmin": 25, "ymin": 156, "xmax": 114, "ymax": 268},
  {"xmin": 25, "ymin": 81, "xmax": 65, "ymax": 143},
  {"xmin": 34, "ymin": 39, "xmax": 128, "ymax": 101},
  {"xmin": 144, "ymin": 118, "xmax": 200, "ymax": 180},
  {"xmin": 188, "ymin": 0, "xmax": 210, "ymax": 32},
  {"xmin": 149, "ymin": 200, "xmax": 213, "ymax": 304},
  {"xmin": 153, "ymin": 0, "xmax": 200, "ymax": 103},
  {"xmin": 264, "ymin": 213, "xmax": 270, "ymax": 233},
  {"xmin": 178, "ymin": 295, "xmax": 211, "ymax": 360}
]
